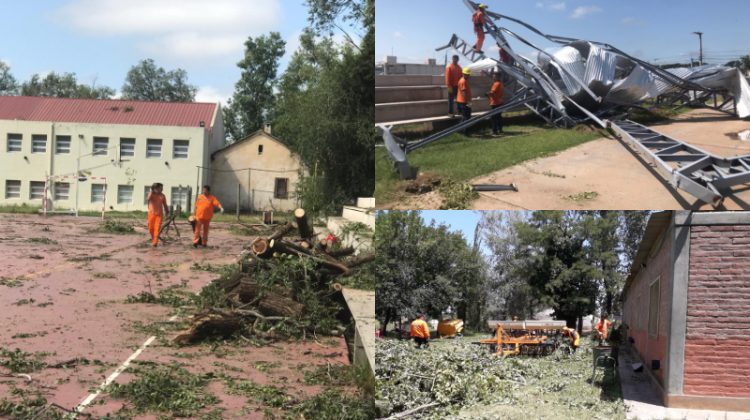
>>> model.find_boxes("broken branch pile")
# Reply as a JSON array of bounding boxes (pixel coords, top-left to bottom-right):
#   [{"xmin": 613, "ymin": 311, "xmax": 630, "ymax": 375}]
[{"xmin": 174, "ymin": 209, "xmax": 374, "ymax": 345}]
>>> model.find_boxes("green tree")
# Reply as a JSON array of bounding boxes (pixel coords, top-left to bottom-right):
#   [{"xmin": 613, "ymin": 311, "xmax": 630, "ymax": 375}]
[
  {"xmin": 121, "ymin": 59, "xmax": 196, "ymax": 102},
  {"xmin": 223, "ymin": 32, "xmax": 285, "ymax": 141},
  {"xmin": 0, "ymin": 61, "xmax": 17, "ymax": 95},
  {"xmin": 583, "ymin": 211, "xmax": 622, "ymax": 316},
  {"xmin": 21, "ymin": 72, "xmax": 114, "ymax": 99}
]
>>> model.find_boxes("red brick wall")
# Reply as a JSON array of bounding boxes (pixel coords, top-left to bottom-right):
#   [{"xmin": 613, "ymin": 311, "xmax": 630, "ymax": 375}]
[{"xmin": 684, "ymin": 225, "xmax": 750, "ymax": 397}]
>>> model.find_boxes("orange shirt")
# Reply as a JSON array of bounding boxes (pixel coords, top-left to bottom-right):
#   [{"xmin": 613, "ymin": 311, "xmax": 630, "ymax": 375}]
[
  {"xmin": 195, "ymin": 193, "xmax": 221, "ymax": 221},
  {"xmin": 457, "ymin": 77, "xmax": 471, "ymax": 104},
  {"xmin": 147, "ymin": 192, "xmax": 167, "ymax": 217},
  {"xmin": 489, "ymin": 81, "xmax": 504, "ymax": 106},
  {"xmin": 472, "ymin": 11, "xmax": 486, "ymax": 30},
  {"xmin": 410, "ymin": 319, "xmax": 430, "ymax": 339},
  {"xmin": 596, "ymin": 319, "xmax": 612, "ymax": 338},
  {"xmin": 445, "ymin": 63, "xmax": 463, "ymax": 87}
]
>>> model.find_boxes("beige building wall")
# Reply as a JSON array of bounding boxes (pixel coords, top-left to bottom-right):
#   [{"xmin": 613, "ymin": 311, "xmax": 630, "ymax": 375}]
[
  {"xmin": 210, "ymin": 131, "xmax": 303, "ymax": 212},
  {"xmin": 0, "ymin": 107, "xmax": 224, "ymax": 212}
]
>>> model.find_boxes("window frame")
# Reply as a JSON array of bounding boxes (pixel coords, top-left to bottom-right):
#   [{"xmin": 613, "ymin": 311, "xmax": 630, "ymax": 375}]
[
  {"xmin": 5, "ymin": 180, "xmax": 21, "ymax": 199},
  {"xmin": 119, "ymin": 138, "xmax": 136, "ymax": 158},
  {"xmin": 29, "ymin": 181, "xmax": 45, "ymax": 200},
  {"xmin": 55, "ymin": 135, "xmax": 71, "ymax": 154},
  {"xmin": 7, "ymin": 133, "xmax": 22, "ymax": 152},
  {"xmin": 31, "ymin": 134, "xmax": 47, "ymax": 154},
  {"xmin": 274, "ymin": 178, "xmax": 289, "ymax": 199},
  {"xmin": 146, "ymin": 139, "xmax": 162, "ymax": 158},
  {"xmin": 54, "ymin": 182, "xmax": 70, "ymax": 201},
  {"xmin": 91, "ymin": 183, "xmax": 106, "ymax": 203},
  {"xmin": 93, "ymin": 137, "xmax": 109, "ymax": 156},
  {"xmin": 172, "ymin": 140, "xmax": 189, "ymax": 159},
  {"xmin": 117, "ymin": 184, "xmax": 134, "ymax": 204}
]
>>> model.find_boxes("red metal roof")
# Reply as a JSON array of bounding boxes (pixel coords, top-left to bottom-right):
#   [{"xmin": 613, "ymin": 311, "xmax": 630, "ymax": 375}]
[{"xmin": 0, "ymin": 96, "xmax": 218, "ymax": 128}]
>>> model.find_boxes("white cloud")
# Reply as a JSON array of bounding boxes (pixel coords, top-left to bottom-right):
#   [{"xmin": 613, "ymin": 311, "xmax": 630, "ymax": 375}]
[
  {"xmin": 195, "ymin": 86, "xmax": 231, "ymax": 105},
  {"xmin": 571, "ymin": 5, "xmax": 602, "ymax": 19},
  {"xmin": 550, "ymin": 2, "xmax": 566, "ymax": 11},
  {"xmin": 536, "ymin": 1, "xmax": 566, "ymax": 11},
  {"xmin": 56, "ymin": 0, "xmax": 281, "ymax": 60},
  {"xmin": 621, "ymin": 17, "xmax": 645, "ymax": 26},
  {"xmin": 393, "ymin": 31, "xmax": 403, "ymax": 39}
]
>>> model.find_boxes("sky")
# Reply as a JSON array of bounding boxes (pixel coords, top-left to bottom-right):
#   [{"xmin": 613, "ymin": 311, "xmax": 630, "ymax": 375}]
[
  {"xmin": 0, "ymin": 0, "xmax": 317, "ymax": 105},
  {"xmin": 420, "ymin": 210, "xmax": 481, "ymax": 245},
  {"xmin": 376, "ymin": 0, "xmax": 750, "ymax": 67}
]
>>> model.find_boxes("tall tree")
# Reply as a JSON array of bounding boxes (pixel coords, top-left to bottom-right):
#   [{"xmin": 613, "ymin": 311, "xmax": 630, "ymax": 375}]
[
  {"xmin": 223, "ymin": 32, "xmax": 285, "ymax": 141},
  {"xmin": 0, "ymin": 61, "xmax": 17, "ymax": 95},
  {"xmin": 583, "ymin": 211, "xmax": 622, "ymax": 316},
  {"xmin": 21, "ymin": 72, "xmax": 114, "ymax": 99},
  {"xmin": 121, "ymin": 59, "xmax": 196, "ymax": 102}
]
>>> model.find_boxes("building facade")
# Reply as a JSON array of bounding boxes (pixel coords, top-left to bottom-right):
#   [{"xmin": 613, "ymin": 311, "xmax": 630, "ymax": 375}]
[
  {"xmin": 0, "ymin": 96, "xmax": 223, "ymax": 212},
  {"xmin": 210, "ymin": 129, "xmax": 304, "ymax": 212},
  {"xmin": 623, "ymin": 211, "xmax": 750, "ymax": 411}
]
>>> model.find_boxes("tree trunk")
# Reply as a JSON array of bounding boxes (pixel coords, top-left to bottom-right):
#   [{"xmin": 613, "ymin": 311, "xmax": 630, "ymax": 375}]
[
  {"xmin": 294, "ymin": 208, "xmax": 314, "ymax": 240},
  {"xmin": 231, "ymin": 281, "xmax": 304, "ymax": 318}
]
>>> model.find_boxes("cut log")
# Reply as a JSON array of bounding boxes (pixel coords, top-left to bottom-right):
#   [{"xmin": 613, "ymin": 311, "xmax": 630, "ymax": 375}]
[
  {"xmin": 251, "ymin": 238, "xmax": 272, "ymax": 258},
  {"xmin": 326, "ymin": 246, "xmax": 356, "ymax": 258},
  {"xmin": 231, "ymin": 281, "xmax": 304, "ymax": 318},
  {"xmin": 174, "ymin": 312, "xmax": 244, "ymax": 345},
  {"xmin": 345, "ymin": 252, "xmax": 375, "ymax": 268},
  {"xmin": 294, "ymin": 208, "xmax": 314, "ymax": 240},
  {"xmin": 269, "ymin": 222, "xmax": 294, "ymax": 241}
]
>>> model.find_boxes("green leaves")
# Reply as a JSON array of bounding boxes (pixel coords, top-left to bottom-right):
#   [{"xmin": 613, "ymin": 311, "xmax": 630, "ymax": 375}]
[{"xmin": 121, "ymin": 58, "xmax": 197, "ymax": 102}]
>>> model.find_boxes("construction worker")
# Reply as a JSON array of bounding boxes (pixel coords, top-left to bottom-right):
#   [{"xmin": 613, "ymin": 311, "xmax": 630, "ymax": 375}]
[
  {"xmin": 562, "ymin": 327, "xmax": 580, "ymax": 353},
  {"xmin": 595, "ymin": 313, "xmax": 613, "ymax": 345},
  {"xmin": 487, "ymin": 71, "xmax": 504, "ymax": 136},
  {"xmin": 410, "ymin": 314, "xmax": 431, "ymax": 349},
  {"xmin": 146, "ymin": 183, "xmax": 168, "ymax": 248},
  {"xmin": 445, "ymin": 55, "xmax": 463, "ymax": 116},
  {"xmin": 456, "ymin": 67, "xmax": 472, "ymax": 124},
  {"xmin": 472, "ymin": 4, "xmax": 488, "ymax": 54},
  {"xmin": 192, "ymin": 185, "xmax": 224, "ymax": 248}
]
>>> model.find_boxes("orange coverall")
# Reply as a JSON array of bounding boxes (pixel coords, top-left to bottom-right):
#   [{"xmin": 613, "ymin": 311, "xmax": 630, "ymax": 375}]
[
  {"xmin": 472, "ymin": 10, "xmax": 487, "ymax": 52},
  {"xmin": 147, "ymin": 192, "xmax": 168, "ymax": 246},
  {"xmin": 445, "ymin": 63, "xmax": 463, "ymax": 90},
  {"xmin": 489, "ymin": 81, "xmax": 504, "ymax": 106},
  {"xmin": 410, "ymin": 319, "xmax": 430, "ymax": 339},
  {"xmin": 457, "ymin": 76, "xmax": 471, "ymax": 105},
  {"xmin": 193, "ymin": 194, "xmax": 221, "ymax": 246},
  {"xmin": 596, "ymin": 319, "xmax": 613, "ymax": 340}
]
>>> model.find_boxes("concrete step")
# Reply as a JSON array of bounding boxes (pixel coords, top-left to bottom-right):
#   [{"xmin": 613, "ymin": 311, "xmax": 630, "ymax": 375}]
[
  {"xmin": 326, "ymin": 216, "xmax": 373, "ymax": 251},
  {"xmin": 376, "ymin": 74, "xmax": 444, "ymax": 87},
  {"xmin": 356, "ymin": 197, "xmax": 375, "ymax": 208},
  {"xmin": 342, "ymin": 206, "xmax": 375, "ymax": 228},
  {"xmin": 375, "ymin": 98, "xmax": 491, "ymax": 123},
  {"xmin": 376, "ymin": 85, "xmax": 447, "ymax": 103}
]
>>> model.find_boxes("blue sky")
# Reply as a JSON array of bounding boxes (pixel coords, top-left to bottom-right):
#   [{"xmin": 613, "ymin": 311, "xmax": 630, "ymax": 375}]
[
  {"xmin": 0, "ymin": 0, "xmax": 316, "ymax": 104},
  {"xmin": 421, "ymin": 210, "xmax": 481, "ymax": 245},
  {"xmin": 376, "ymin": 0, "xmax": 750, "ymax": 66}
]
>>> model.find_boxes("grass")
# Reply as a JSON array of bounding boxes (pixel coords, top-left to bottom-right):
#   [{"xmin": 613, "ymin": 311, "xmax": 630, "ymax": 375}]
[
  {"xmin": 375, "ymin": 121, "xmax": 603, "ymax": 205},
  {"xmin": 0, "ymin": 348, "xmax": 50, "ymax": 373}
]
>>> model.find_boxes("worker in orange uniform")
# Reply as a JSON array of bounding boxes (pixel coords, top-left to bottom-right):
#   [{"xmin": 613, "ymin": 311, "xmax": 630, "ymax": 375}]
[
  {"xmin": 456, "ymin": 67, "xmax": 473, "ymax": 124},
  {"xmin": 146, "ymin": 183, "xmax": 168, "ymax": 248},
  {"xmin": 410, "ymin": 314, "xmax": 431, "ymax": 349},
  {"xmin": 487, "ymin": 71, "xmax": 504, "ymax": 136},
  {"xmin": 192, "ymin": 185, "xmax": 224, "ymax": 248},
  {"xmin": 595, "ymin": 313, "xmax": 613, "ymax": 345},
  {"xmin": 472, "ymin": 4, "xmax": 488, "ymax": 54},
  {"xmin": 562, "ymin": 326, "xmax": 580, "ymax": 353},
  {"xmin": 445, "ymin": 55, "xmax": 463, "ymax": 116}
]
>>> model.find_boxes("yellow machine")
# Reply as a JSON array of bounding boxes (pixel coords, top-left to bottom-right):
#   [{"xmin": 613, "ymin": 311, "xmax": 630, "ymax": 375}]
[
  {"xmin": 437, "ymin": 319, "xmax": 464, "ymax": 338},
  {"xmin": 479, "ymin": 320, "xmax": 566, "ymax": 356}
]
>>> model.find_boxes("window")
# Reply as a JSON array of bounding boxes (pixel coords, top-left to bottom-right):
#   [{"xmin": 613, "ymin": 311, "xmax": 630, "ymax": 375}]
[
  {"xmin": 7, "ymin": 134, "xmax": 21, "ymax": 152},
  {"xmin": 55, "ymin": 135, "xmax": 71, "ymax": 154},
  {"xmin": 173, "ymin": 140, "xmax": 189, "ymax": 159},
  {"xmin": 5, "ymin": 180, "xmax": 20, "ymax": 198},
  {"xmin": 258, "ymin": 144, "xmax": 264, "ymax": 155},
  {"xmin": 143, "ymin": 186, "xmax": 151, "ymax": 206},
  {"xmin": 274, "ymin": 178, "xmax": 289, "ymax": 199},
  {"xmin": 91, "ymin": 184, "xmax": 106, "ymax": 203},
  {"xmin": 648, "ymin": 277, "xmax": 660, "ymax": 337},
  {"xmin": 54, "ymin": 182, "xmax": 70, "ymax": 200},
  {"xmin": 118, "ymin": 185, "xmax": 134, "ymax": 204},
  {"xmin": 171, "ymin": 186, "xmax": 189, "ymax": 210},
  {"xmin": 120, "ymin": 138, "xmax": 135, "ymax": 158},
  {"xmin": 31, "ymin": 135, "xmax": 47, "ymax": 153},
  {"xmin": 146, "ymin": 139, "xmax": 162, "ymax": 158},
  {"xmin": 29, "ymin": 181, "xmax": 45, "ymax": 200},
  {"xmin": 93, "ymin": 137, "xmax": 109, "ymax": 156}
]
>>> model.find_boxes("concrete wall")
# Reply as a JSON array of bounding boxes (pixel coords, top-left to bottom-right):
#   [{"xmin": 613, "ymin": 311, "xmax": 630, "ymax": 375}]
[
  {"xmin": 210, "ymin": 132, "xmax": 303, "ymax": 212},
  {"xmin": 0, "ymin": 120, "xmax": 217, "ymax": 212},
  {"xmin": 683, "ymin": 224, "xmax": 750, "ymax": 398},
  {"xmin": 624, "ymin": 224, "xmax": 673, "ymax": 387}
]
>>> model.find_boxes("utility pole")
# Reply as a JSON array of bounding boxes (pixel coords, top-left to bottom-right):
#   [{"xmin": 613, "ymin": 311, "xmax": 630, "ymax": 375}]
[{"xmin": 693, "ymin": 31, "xmax": 704, "ymax": 66}]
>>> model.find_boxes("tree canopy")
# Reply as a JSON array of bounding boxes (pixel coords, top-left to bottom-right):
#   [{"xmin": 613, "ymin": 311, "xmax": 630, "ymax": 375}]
[
  {"xmin": 121, "ymin": 59, "xmax": 197, "ymax": 102},
  {"xmin": 20, "ymin": 72, "xmax": 114, "ymax": 99},
  {"xmin": 0, "ymin": 61, "xmax": 18, "ymax": 95}
]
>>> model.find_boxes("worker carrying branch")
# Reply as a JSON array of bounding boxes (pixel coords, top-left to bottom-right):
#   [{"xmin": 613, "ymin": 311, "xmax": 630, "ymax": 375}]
[
  {"xmin": 472, "ymin": 3, "xmax": 488, "ymax": 54},
  {"xmin": 146, "ymin": 183, "xmax": 168, "ymax": 248},
  {"xmin": 595, "ymin": 313, "xmax": 613, "ymax": 345},
  {"xmin": 445, "ymin": 55, "xmax": 463, "ymax": 116},
  {"xmin": 410, "ymin": 314, "xmax": 431, "ymax": 349},
  {"xmin": 562, "ymin": 326, "xmax": 580, "ymax": 353},
  {"xmin": 192, "ymin": 185, "xmax": 224, "ymax": 248}
]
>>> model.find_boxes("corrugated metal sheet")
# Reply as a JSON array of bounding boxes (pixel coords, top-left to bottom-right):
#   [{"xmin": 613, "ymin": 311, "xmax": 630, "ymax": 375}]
[{"xmin": 0, "ymin": 96, "xmax": 218, "ymax": 128}]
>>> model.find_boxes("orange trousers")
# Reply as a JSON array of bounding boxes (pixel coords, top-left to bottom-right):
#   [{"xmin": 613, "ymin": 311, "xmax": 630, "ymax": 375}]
[
  {"xmin": 193, "ymin": 218, "xmax": 210, "ymax": 246},
  {"xmin": 147, "ymin": 214, "xmax": 163, "ymax": 246},
  {"xmin": 474, "ymin": 30, "xmax": 485, "ymax": 52}
]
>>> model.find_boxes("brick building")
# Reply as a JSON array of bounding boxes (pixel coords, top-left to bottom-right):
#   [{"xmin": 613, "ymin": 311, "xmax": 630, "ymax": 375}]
[{"xmin": 623, "ymin": 211, "xmax": 750, "ymax": 411}]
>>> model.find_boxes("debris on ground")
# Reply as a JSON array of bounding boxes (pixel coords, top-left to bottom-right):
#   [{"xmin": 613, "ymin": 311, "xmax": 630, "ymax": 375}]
[
  {"xmin": 405, "ymin": 173, "xmax": 442, "ymax": 194},
  {"xmin": 438, "ymin": 179, "xmax": 479, "ymax": 209}
]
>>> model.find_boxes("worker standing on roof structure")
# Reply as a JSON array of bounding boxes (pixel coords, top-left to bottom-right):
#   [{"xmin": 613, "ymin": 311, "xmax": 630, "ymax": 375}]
[
  {"xmin": 410, "ymin": 314, "xmax": 431, "ymax": 349},
  {"xmin": 456, "ymin": 67, "xmax": 473, "ymax": 124},
  {"xmin": 192, "ymin": 185, "xmax": 224, "ymax": 248},
  {"xmin": 146, "ymin": 183, "xmax": 168, "ymax": 248},
  {"xmin": 472, "ymin": 4, "xmax": 488, "ymax": 54},
  {"xmin": 445, "ymin": 55, "xmax": 463, "ymax": 116},
  {"xmin": 487, "ymin": 71, "xmax": 504, "ymax": 136},
  {"xmin": 595, "ymin": 313, "xmax": 613, "ymax": 345}
]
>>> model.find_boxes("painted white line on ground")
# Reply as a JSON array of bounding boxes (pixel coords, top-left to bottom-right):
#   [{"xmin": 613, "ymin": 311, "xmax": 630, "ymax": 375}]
[{"xmin": 74, "ymin": 314, "xmax": 179, "ymax": 414}]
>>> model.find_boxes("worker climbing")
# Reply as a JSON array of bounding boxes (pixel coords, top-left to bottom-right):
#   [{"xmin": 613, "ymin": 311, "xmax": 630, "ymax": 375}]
[
  {"xmin": 445, "ymin": 54, "xmax": 463, "ymax": 116},
  {"xmin": 487, "ymin": 71, "xmax": 505, "ymax": 136},
  {"xmin": 146, "ymin": 182, "xmax": 168, "ymax": 248},
  {"xmin": 562, "ymin": 326, "xmax": 580, "ymax": 353},
  {"xmin": 457, "ymin": 67, "xmax": 473, "ymax": 124},
  {"xmin": 595, "ymin": 313, "xmax": 613, "ymax": 345},
  {"xmin": 410, "ymin": 314, "xmax": 431, "ymax": 349},
  {"xmin": 192, "ymin": 185, "xmax": 224, "ymax": 248},
  {"xmin": 472, "ymin": 3, "xmax": 488, "ymax": 54}
]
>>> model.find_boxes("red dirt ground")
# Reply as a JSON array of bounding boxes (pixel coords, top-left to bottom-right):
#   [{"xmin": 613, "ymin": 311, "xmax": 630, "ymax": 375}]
[{"xmin": 0, "ymin": 214, "xmax": 350, "ymax": 418}]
